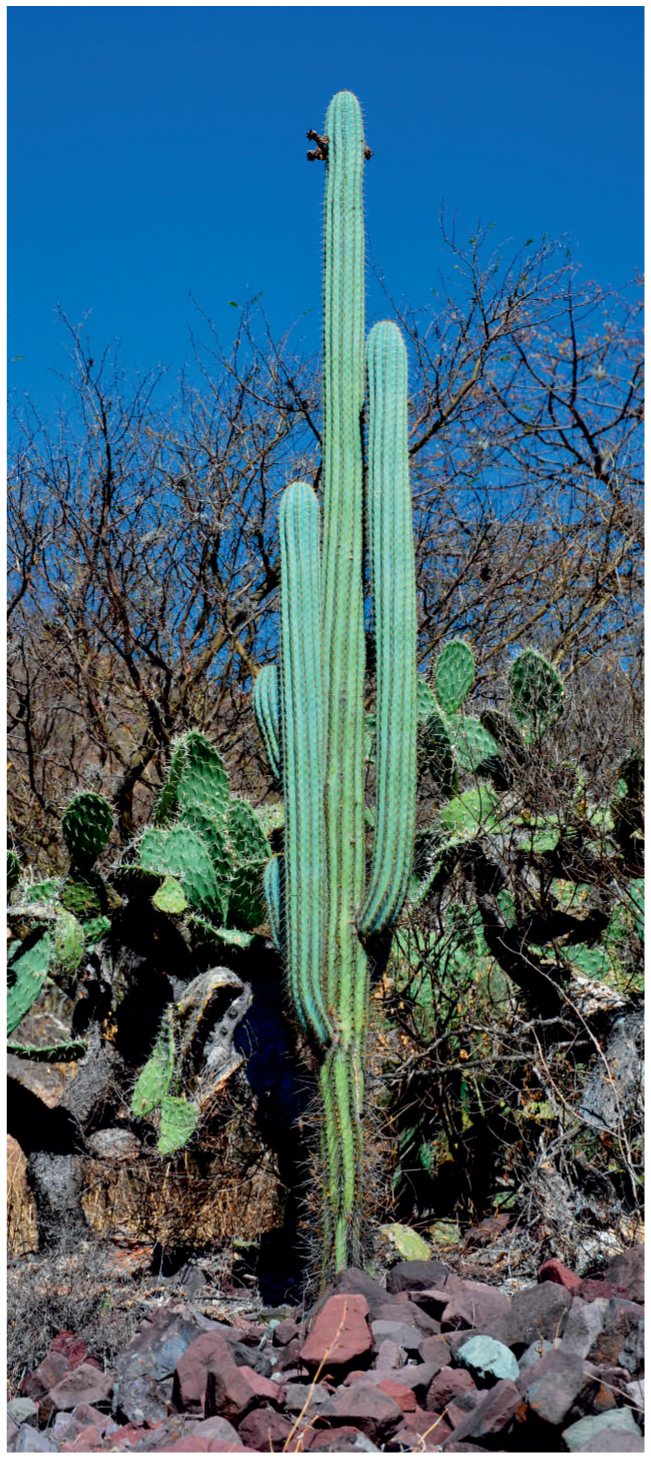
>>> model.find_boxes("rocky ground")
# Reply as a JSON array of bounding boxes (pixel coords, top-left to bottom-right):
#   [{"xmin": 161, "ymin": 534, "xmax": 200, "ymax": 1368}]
[{"xmin": 6, "ymin": 1243, "xmax": 644, "ymax": 1454}]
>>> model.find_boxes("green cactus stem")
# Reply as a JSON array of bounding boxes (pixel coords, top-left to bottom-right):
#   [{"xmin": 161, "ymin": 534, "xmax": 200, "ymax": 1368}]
[
  {"xmin": 62, "ymin": 792, "xmax": 113, "ymax": 869},
  {"xmin": 259, "ymin": 91, "xmax": 418, "ymax": 1277}
]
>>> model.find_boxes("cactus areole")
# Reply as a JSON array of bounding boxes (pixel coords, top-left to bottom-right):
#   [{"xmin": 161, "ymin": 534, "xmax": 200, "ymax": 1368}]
[{"xmin": 254, "ymin": 91, "xmax": 417, "ymax": 1278}]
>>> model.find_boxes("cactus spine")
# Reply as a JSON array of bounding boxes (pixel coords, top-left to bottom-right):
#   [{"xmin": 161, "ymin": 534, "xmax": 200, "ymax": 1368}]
[{"xmin": 256, "ymin": 91, "xmax": 417, "ymax": 1276}]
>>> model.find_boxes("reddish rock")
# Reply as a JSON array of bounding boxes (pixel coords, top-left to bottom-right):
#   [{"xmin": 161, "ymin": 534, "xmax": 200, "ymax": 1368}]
[
  {"xmin": 579, "ymin": 1278, "xmax": 620, "ymax": 1303},
  {"xmin": 510, "ymin": 1278, "xmax": 572, "ymax": 1349},
  {"xmin": 395, "ymin": 1406, "xmax": 453, "ymax": 1447},
  {"xmin": 441, "ymin": 1279, "xmax": 514, "ymax": 1347},
  {"xmin": 306, "ymin": 1427, "xmax": 366, "ymax": 1451},
  {"xmin": 235, "ymin": 1365, "xmax": 284, "ymax": 1406},
  {"xmin": 604, "ymin": 1245, "xmax": 644, "ymax": 1305},
  {"xmin": 300, "ymin": 1294, "xmax": 372, "ymax": 1371},
  {"xmin": 49, "ymin": 1333, "xmax": 95, "ymax": 1370},
  {"xmin": 377, "ymin": 1377, "xmax": 418, "ymax": 1412},
  {"xmin": 272, "ymin": 1319, "xmax": 299, "ymax": 1346},
  {"xmin": 448, "ymin": 1378, "xmax": 522, "ymax": 1444},
  {"xmin": 538, "ymin": 1258, "xmax": 583, "ymax": 1295},
  {"xmin": 104, "ymin": 1420, "xmax": 152, "ymax": 1444},
  {"xmin": 275, "ymin": 1337, "xmax": 305, "ymax": 1371},
  {"xmin": 374, "ymin": 1337, "xmax": 405, "ymax": 1370},
  {"xmin": 518, "ymin": 1348, "xmax": 598, "ymax": 1427},
  {"xmin": 59, "ymin": 1424, "xmax": 101, "ymax": 1452},
  {"xmin": 188, "ymin": 1416, "xmax": 242, "ymax": 1443},
  {"xmin": 21, "ymin": 1351, "xmax": 71, "ymax": 1399},
  {"xmin": 420, "ymin": 1333, "xmax": 452, "ymax": 1369},
  {"xmin": 39, "ymin": 1362, "xmax": 113, "ymax": 1419},
  {"xmin": 172, "ymin": 1331, "xmax": 233, "ymax": 1414},
  {"xmin": 386, "ymin": 1259, "xmax": 452, "ymax": 1295},
  {"xmin": 427, "ymin": 1365, "xmax": 477, "ymax": 1412},
  {"xmin": 205, "ymin": 1363, "xmax": 258, "ymax": 1423},
  {"xmin": 72, "ymin": 1403, "xmax": 114, "ymax": 1434},
  {"xmin": 237, "ymin": 1405, "xmax": 294, "ymax": 1449},
  {"xmin": 317, "ymin": 1381, "xmax": 403, "ymax": 1440}
]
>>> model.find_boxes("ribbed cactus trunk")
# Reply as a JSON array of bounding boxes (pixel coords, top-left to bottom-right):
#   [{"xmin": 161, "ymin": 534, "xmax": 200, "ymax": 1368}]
[{"xmin": 255, "ymin": 90, "xmax": 417, "ymax": 1281}]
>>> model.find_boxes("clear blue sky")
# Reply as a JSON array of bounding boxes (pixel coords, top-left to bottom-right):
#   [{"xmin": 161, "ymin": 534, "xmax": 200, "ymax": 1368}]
[{"xmin": 9, "ymin": 6, "xmax": 644, "ymax": 422}]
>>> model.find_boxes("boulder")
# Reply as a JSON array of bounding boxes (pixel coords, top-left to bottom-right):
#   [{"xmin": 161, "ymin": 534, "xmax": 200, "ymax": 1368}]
[
  {"xmin": 445, "ymin": 1378, "xmax": 522, "ymax": 1444},
  {"xmin": 562, "ymin": 1407, "xmax": 642, "ymax": 1451},
  {"xmin": 518, "ymin": 1347, "xmax": 598, "ymax": 1427},
  {"xmin": 317, "ymin": 1381, "xmax": 404, "ymax": 1441},
  {"xmin": 456, "ymin": 1335, "xmax": 519, "ymax": 1383},
  {"xmin": 172, "ymin": 1331, "xmax": 233, "ymax": 1415},
  {"xmin": 509, "ymin": 1276, "xmax": 572, "ymax": 1349},
  {"xmin": 386, "ymin": 1259, "xmax": 452, "ymax": 1294},
  {"xmin": 604, "ymin": 1245, "xmax": 645, "ymax": 1305},
  {"xmin": 537, "ymin": 1257, "xmax": 582, "ymax": 1295},
  {"xmin": 300, "ymin": 1294, "xmax": 372, "ymax": 1372}
]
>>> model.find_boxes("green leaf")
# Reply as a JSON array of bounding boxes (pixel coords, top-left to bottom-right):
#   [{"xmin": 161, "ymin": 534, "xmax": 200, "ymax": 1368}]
[
  {"xmin": 158, "ymin": 1096, "xmax": 199, "ymax": 1155},
  {"xmin": 7, "ymin": 928, "xmax": 52, "ymax": 1034}
]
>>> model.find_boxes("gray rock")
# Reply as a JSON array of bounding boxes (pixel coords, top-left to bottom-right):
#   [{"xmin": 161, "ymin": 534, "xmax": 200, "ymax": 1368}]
[
  {"xmin": 563, "ymin": 1407, "xmax": 642, "ymax": 1451},
  {"xmin": 626, "ymin": 1378, "xmax": 645, "ymax": 1413},
  {"xmin": 371, "ymin": 1320, "xmax": 423, "ymax": 1353},
  {"xmin": 457, "ymin": 1335, "xmax": 519, "ymax": 1384},
  {"xmin": 517, "ymin": 1338, "xmax": 555, "ymax": 1370},
  {"xmin": 7, "ymin": 1401, "xmax": 38, "ymax": 1426},
  {"xmin": 284, "ymin": 1380, "xmax": 329, "ymax": 1413},
  {"xmin": 187, "ymin": 1414, "xmax": 243, "ymax": 1443},
  {"xmin": 13, "ymin": 1430, "xmax": 57, "ymax": 1453},
  {"xmin": 560, "ymin": 1298, "xmax": 604, "ymax": 1359},
  {"xmin": 386, "ymin": 1259, "xmax": 452, "ymax": 1294},
  {"xmin": 518, "ymin": 1348, "xmax": 597, "ymax": 1428}
]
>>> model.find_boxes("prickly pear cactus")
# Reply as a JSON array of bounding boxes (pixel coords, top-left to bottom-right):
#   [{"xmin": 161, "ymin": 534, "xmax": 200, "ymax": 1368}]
[{"xmin": 62, "ymin": 792, "xmax": 113, "ymax": 870}]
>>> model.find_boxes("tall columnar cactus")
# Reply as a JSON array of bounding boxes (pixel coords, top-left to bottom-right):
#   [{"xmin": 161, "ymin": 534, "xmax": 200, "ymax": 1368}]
[{"xmin": 254, "ymin": 91, "xmax": 417, "ymax": 1276}]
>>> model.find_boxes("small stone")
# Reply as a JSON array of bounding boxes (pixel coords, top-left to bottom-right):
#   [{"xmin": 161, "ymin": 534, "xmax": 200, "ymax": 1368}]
[
  {"xmin": 386, "ymin": 1259, "xmax": 452, "ymax": 1295},
  {"xmin": 14, "ymin": 1429, "xmax": 57, "ymax": 1453},
  {"xmin": 300, "ymin": 1294, "xmax": 372, "ymax": 1372},
  {"xmin": 441, "ymin": 1280, "xmax": 515, "ymax": 1348},
  {"xmin": 272, "ymin": 1319, "xmax": 299, "ymax": 1347},
  {"xmin": 374, "ymin": 1338, "xmax": 404, "ymax": 1371},
  {"xmin": 446, "ymin": 1378, "xmax": 521, "ymax": 1444},
  {"xmin": 51, "ymin": 1413, "xmax": 82, "ymax": 1442},
  {"xmin": 20, "ymin": 1352, "xmax": 71, "ymax": 1400},
  {"xmin": 205, "ymin": 1363, "xmax": 258, "ymax": 1423},
  {"xmin": 519, "ymin": 1348, "xmax": 597, "ymax": 1427},
  {"xmin": 40, "ymin": 1362, "xmax": 113, "ymax": 1419},
  {"xmin": 427, "ymin": 1366, "xmax": 477, "ymax": 1412},
  {"xmin": 626, "ymin": 1377, "xmax": 645, "ymax": 1412},
  {"xmin": 562, "ymin": 1407, "xmax": 642, "ymax": 1451},
  {"xmin": 284, "ymin": 1381, "xmax": 328, "ymax": 1413},
  {"xmin": 604, "ymin": 1244, "xmax": 645, "ymax": 1305},
  {"xmin": 308, "ymin": 1426, "xmax": 372, "ymax": 1451},
  {"xmin": 588, "ymin": 1298, "xmax": 644, "ymax": 1375},
  {"xmin": 48, "ymin": 1333, "xmax": 92, "ymax": 1369},
  {"xmin": 537, "ymin": 1257, "xmax": 582, "ymax": 1295},
  {"xmin": 370, "ymin": 1320, "xmax": 423, "ymax": 1353},
  {"xmin": 237, "ymin": 1405, "xmax": 294, "ymax": 1449},
  {"xmin": 559, "ymin": 1297, "xmax": 604, "ymax": 1359},
  {"xmin": 8, "ymin": 1399, "xmax": 39, "ymax": 1426},
  {"xmin": 420, "ymin": 1334, "xmax": 452, "ymax": 1369},
  {"xmin": 188, "ymin": 1415, "xmax": 242, "ymax": 1442},
  {"xmin": 377, "ymin": 1378, "xmax": 418, "ymax": 1413},
  {"xmin": 509, "ymin": 1279, "xmax": 572, "ymax": 1350},
  {"xmin": 517, "ymin": 1338, "xmax": 555, "ymax": 1370},
  {"xmin": 116, "ymin": 1304, "xmax": 203, "ymax": 1384},
  {"xmin": 317, "ymin": 1382, "xmax": 404, "ymax": 1441},
  {"xmin": 59, "ymin": 1423, "xmax": 101, "ymax": 1452},
  {"xmin": 457, "ymin": 1335, "xmax": 519, "ymax": 1384},
  {"xmin": 73, "ymin": 1402, "xmax": 113, "ymax": 1434},
  {"xmin": 393, "ymin": 1406, "xmax": 452, "ymax": 1448},
  {"xmin": 7, "ymin": 1416, "xmax": 19, "ymax": 1447},
  {"xmin": 172, "ymin": 1332, "xmax": 240, "ymax": 1415}
]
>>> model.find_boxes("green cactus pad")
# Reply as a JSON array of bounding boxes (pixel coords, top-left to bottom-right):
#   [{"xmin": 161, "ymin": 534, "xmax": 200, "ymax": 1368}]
[
  {"xmin": 62, "ymin": 792, "xmax": 113, "ymax": 868},
  {"xmin": 7, "ymin": 927, "xmax": 52, "ymax": 1034},
  {"xmin": 22, "ymin": 878, "xmax": 61, "ymax": 906},
  {"xmin": 60, "ymin": 870, "xmax": 107, "ymax": 921},
  {"xmin": 420, "ymin": 708, "xmax": 457, "ymax": 794},
  {"xmin": 178, "ymin": 732, "xmax": 231, "ymax": 821},
  {"xmin": 214, "ymin": 926, "xmax": 255, "ymax": 948},
  {"xmin": 416, "ymin": 676, "xmax": 438, "ymax": 723},
  {"xmin": 158, "ymin": 1095, "xmax": 199, "ymax": 1155},
  {"xmin": 227, "ymin": 798, "xmax": 269, "ymax": 866},
  {"xmin": 509, "ymin": 649, "xmax": 564, "ymax": 736},
  {"xmin": 453, "ymin": 715, "xmax": 501, "ymax": 774},
  {"xmin": 140, "ymin": 825, "xmax": 227, "ymax": 921},
  {"xmin": 131, "ymin": 1015, "xmax": 175, "ymax": 1118},
  {"xmin": 438, "ymin": 787, "xmax": 499, "ymax": 841},
  {"xmin": 181, "ymin": 807, "xmax": 232, "ymax": 877},
  {"xmin": 256, "ymin": 802, "xmax": 284, "ymax": 836},
  {"xmin": 152, "ymin": 875, "xmax": 188, "ymax": 915},
  {"xmin": 227, "ymin": 860, "xmax": 266, "ymax": 931},
  {"xmin": 7, "ymin": 851, "xmax": 20, "ymax": 892},
  {"xmin": 435, "ymin": 641, "xmax": 475, "ymax": 714},
  {"xmin": 8, "ymin": 1038, "xmax": 87, "ymax": 1063},
  {"xmin": 83, "ymin": 915, "xmax": 111, "ymax": 946},
  {"xmin": 54, "ymin": 908, "xmax": 85, "ymax": 977}
]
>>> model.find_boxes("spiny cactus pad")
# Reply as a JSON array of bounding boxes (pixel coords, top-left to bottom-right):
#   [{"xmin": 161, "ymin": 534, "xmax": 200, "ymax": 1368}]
[
  {"xmin": 8, "ymin": 1038, "xmax": 87, "ymax": 1063},
  {"xmin": 60, "ymin": 871, "xmax": 107, "ymax": 922},
  {"xmin": 23, "ymin": 879, "xmax": 61, "ymax": 906},
  {"xmin": 7, "ymin": 928, "xmax": 52, "ymax": 1035},
  {"xmin": 227, "ymin": 799, "xmax": 269, "ymax": 866},
  {"xmin": 420, "ymin": 708, "xmax": 456, "ymax": 793},
  {"xmin": 158, "ymin": 1095, "xmax": 198, "ymax": 1155},
  {"xmin": 435, "ymin": 641, "xmax": 475, "ymax": 714},
  {"xmin": 227, "ymin": 860, "xmax": 266, "ymax": 931},
  {"xmin": 438, "ymin": 786, "xmax": 499, "ymax": 842},
  {"xmin": 54, "ymin": 908, "xmax": 85, "ymax": 977},
  {"xmin": 62, "ymin": 792, "xmax": 113, "ymax": 868},
  {"xmin": 140, "ymin": 825, "xmax": 227, "ymax": 921},
  {"xmin": 131, "ymin": 1015, "xmax": 175, "ymax": 1118},
  {"xmin": 452, "ymin": 715, "xmax": 501, "ymax": 774},
  {"xmin": 509, "ymin": 649, "xmax": 564, "ymax": 735},
  {"xmin": 151, "ymin": 875, "xmax": 188, "ymax": 915},
  {"xmin": 157, "ymin": 731, "xmax": 231, "ymax": 827}
]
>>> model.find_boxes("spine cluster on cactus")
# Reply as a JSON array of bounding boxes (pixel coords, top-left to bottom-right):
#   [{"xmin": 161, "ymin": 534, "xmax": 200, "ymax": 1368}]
[{"xmin": 254, "ymin": 90, "xmax": 418, "ymax": 1277}]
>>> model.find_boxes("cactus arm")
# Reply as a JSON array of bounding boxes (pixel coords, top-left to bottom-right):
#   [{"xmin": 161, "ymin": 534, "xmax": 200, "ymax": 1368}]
[
  {"xmin": 280, "ymin": 480, "xmax": 330, "ymax": 1045},
  {"xmin": 253, "ymin": 663, "xmax": 282, "ymax": 783},
  {"xmin": 359, "ymin": 320, "xmax": 417, "ymax": 936},
  {"xmin": 264, "ymin": 855, "xmax": 283, "ymax": 951},
  {"xmin": 321, "ymin": 91, "xmax": 367, "ymax": 1029}
]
